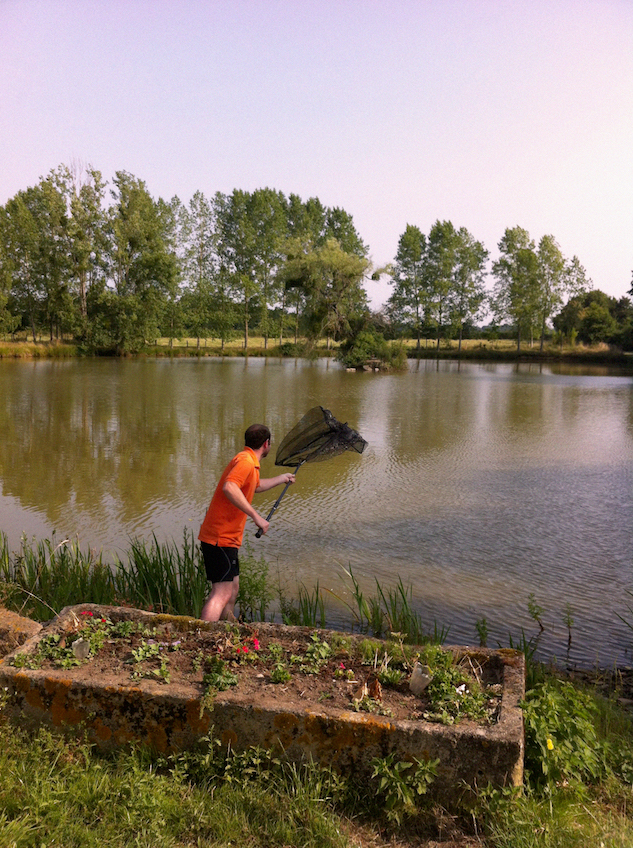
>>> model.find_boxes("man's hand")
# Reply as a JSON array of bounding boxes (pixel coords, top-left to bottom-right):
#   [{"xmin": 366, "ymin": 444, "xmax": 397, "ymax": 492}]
[{"xmin": 253, "ymin": 513, "xmax": 270, "ymax": 535}]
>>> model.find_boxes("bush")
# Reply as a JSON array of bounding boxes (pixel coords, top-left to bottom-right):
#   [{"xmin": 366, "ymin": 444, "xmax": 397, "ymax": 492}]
[{"xmin": 337, "ymin": 328, "xmax": 407, "ymax": 370}]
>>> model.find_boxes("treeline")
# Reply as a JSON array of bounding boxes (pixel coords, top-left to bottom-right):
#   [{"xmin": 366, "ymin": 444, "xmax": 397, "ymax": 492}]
[{"xmin": 1, "ymin": 162, "xmax": 632, "ymax": 357}]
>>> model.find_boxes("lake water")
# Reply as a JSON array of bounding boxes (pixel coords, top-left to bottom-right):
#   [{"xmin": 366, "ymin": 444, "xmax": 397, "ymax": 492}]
[{"xmin": 1, "ymin": 356, "xmax": 632, "ymax": 668}]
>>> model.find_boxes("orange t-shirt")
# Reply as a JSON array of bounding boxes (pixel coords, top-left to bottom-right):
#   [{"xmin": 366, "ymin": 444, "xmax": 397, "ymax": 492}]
[{"xmin": 198, "ymin": 448, "xmax": 260, "ymax": 547}]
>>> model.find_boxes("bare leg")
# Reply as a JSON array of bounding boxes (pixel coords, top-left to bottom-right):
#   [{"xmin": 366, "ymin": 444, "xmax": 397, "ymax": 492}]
[{"xmin": 200, "ymin": 576, "xmax": 239, "ymax": 622}]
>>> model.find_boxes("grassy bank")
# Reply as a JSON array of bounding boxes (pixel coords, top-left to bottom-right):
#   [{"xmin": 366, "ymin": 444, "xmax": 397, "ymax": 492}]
[
  {"xmin": 1, "ymin": 531, "xmax": 633, "ymax": 845},
  {"xmin": 1, "ymin": 335, "xmax": 631, "ymax": 366}
]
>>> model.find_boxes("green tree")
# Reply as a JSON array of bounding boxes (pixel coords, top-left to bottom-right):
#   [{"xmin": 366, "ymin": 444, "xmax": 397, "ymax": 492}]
[
  {"xmin": 0, "ymin": 177, "xmax": 72, "ymax": 342},
  {"xmin": 55, "ymin": 163, "xmax": 108, "ymax": 325},
  {"xmin": 387, "ymin": 224, "xmax": 427, "ymax": 349},
  {"xmin": 284, "ymin": 237, "xmax": 369, "ymax": 348},
  {"xmin": 424, "ymin": 220, "xmax": 461, "ymax": 350},
  {"xmin": 247, "ymin": 188, "xmax": 287, "ymax": 348},
  {"xmin": 492, "ymin": 227, "xmax": 541, "ymax": 352},
  {"xmin": 0, "ymin": 191, "xmax": 41, "ymax": 340},
  {"xmin": 324, "ymin": 207, "xmax": 368, "ymax": 258},
  {"xmin": 553, "ymin": 289, "xmax": 619, "ymax": 346},
  {"xmin": 535, "ymin": 236, "xmax": 589, "ymax": 351},
  {"xmin": 214, "ymin": 189, "xmax": 258, "ymax": 350},
  {"xmin": 449, "ymin": 226, "xmax": 488, "ymax": 352},
  {"xmin": 106, "ymin": 172, "xmax": 178, "ymax": 352},
  {"xmin": 180, "ymin": 191, "xmax": 217, "ymax": 348}
]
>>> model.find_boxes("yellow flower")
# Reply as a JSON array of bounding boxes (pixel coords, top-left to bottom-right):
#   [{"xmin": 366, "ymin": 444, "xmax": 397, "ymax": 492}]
[{"xmin": 546, "ymin": 737, "xmax": 554, "ymax": 751}]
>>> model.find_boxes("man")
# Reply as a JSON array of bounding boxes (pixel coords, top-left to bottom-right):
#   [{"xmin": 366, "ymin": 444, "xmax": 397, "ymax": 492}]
[{"xmin": 198, "ymin": 424, "xmax": 295, "ymax": 621}]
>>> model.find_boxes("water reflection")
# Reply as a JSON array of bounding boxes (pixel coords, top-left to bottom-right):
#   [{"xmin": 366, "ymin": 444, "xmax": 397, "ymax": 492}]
[{"xmin": 0, "ymin": 357, "xmax": 632, "ymax": 668}]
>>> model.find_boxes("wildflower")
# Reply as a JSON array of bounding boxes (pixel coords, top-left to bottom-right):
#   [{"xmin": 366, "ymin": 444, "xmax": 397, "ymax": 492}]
[
  {"xmin": 339, "ymin": 662, "xmax": 346, "ymax": 670},
  {"xmin": 252, "ymin": 638, "xmax": 260, "ymax": 651},
  {"xmin": 546, "ymin": 737, "xmax": 554, "ymax": 751},
  {"xmin": 80, "ymin": 610, "xmax": 94, "ymax": 616}
]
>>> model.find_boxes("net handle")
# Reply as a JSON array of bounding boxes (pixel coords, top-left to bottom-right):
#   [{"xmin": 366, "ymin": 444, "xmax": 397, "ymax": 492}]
[{"xmin": 255, "ymin": 460, "xmax": 304, "ymax": 538}]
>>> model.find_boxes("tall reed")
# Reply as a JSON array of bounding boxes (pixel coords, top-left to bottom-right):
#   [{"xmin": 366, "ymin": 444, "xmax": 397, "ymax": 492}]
[
  {"xmin": 113, "ymin": 531, "xmax": 207, "ymax": 617},
  {"xmin": 0, "ymin": 532, "xmax": 118, "ymax": 619}
]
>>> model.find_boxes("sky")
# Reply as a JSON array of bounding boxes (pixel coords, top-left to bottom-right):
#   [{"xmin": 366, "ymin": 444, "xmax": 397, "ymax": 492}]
[{"xmin": 1, "ymin": 0, "xmax": 632, "ymax": 308}]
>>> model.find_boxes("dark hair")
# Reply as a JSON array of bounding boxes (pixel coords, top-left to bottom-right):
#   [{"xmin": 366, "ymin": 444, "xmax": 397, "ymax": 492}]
[{"xmin": 244, "ymin": 424, "xmax": 271, "ymax": 450}]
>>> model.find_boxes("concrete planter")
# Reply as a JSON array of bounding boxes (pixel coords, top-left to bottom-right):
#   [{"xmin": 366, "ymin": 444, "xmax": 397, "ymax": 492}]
[{"xmin": 0, "ymin": 605, "xmax": 524, "ymax": 807}]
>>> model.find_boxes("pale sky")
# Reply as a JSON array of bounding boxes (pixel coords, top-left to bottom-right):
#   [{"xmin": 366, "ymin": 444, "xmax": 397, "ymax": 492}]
[{"xmin": 1, "ymin": 0, "xmax": 632, "ymax": 308}]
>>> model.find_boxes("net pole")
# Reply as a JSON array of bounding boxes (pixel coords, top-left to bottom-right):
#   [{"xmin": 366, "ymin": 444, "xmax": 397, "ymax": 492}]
[{"xmin": 255, "ymin": 461, "xmax": 304, "ymax": 538}]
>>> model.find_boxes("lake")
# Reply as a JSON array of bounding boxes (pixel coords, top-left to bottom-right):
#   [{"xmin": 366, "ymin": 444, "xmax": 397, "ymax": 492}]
[{"xmin": 1, "ymin": 355, "xmax": 632, "ymax": 668}]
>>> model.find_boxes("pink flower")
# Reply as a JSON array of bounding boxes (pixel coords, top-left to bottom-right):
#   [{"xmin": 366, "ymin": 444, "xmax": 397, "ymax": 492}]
[
  {"xmin": 339, "ymin": 662, "xmax": 346, "ymax": 669},
  {"xmin": 242, "ymin": 646, "xmax": 249, "ymax": 654},
  {"xmin": 252, "ymin": 638, "xmax": 260, "ymax": 651},
  {"xmin": 80, "ymin": 611, "xmax": 93, "ymax": 617}
]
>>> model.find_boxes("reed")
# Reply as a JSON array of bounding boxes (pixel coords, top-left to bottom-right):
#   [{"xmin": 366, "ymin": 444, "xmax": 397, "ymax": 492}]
[
  {"xmin": 0, "ymin": 532, "xmax": 118, "ymax": 619},
  {"xmin": 113, "ymin": 531, "xmax": 207, "ymax": 617}
]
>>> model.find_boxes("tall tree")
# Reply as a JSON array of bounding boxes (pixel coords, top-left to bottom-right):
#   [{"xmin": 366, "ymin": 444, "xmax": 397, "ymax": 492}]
[
  {"xmin": 247, "ymin": 188, "xmax": 287, "ymax": 348},
  {"xmin": 54, "ymin": 163, "xmax": 108, "ymax": 324},
  {"xmin": 387, "ymin": 224, "xmax": 427, "ymax": 349},
  {"xmin": 492, "ymin": 227, "xmax": 540, "ymax": 352},
  {"xmin": 106, "ymin": 171, "xmax": 178, "ymax": 352},
  {"xmin": 449, "ymin": 227, "xmax": 488, "ymax": 352},
  {"xmin": 324, "ymin": 207, "xmax": 368, "ymax": 258},
  {"xmin": 0, "ymin": 191, "xmax": 42, "ymax": 340},
  {"xmin": 214, "ymin": 189, "xmax": 258, "ymax": 350},
  {"xmin": 424, "ymin": 220, "xmax": 460, "ymax": 350}
]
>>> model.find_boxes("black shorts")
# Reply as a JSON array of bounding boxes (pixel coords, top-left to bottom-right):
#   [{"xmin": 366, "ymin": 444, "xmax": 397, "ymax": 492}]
[{"xmin": 200, "ymin": 542, "xmax": 239, "ymax": 583}]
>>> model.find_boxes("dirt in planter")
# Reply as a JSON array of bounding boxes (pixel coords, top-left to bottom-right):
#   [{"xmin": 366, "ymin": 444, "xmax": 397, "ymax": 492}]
[{"xmin": 11, "ymin": 611, "xmax": 505, "ymax": 726}]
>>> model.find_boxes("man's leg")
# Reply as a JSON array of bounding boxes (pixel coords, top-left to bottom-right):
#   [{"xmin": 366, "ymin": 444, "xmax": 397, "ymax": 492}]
[
  {"xmin": 200, "ymin": 576, "xmax": 239, "ymax": 622},
  {"xmin": 200, "ymin": 543, "xmax": 239, "ymax": 621}
]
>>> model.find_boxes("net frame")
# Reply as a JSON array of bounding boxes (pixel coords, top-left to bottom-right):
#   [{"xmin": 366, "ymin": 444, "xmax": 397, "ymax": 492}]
[
  {"xmin": 274, "ymin": 406, "xmax": 367, "ymax": 467},
  {"xmin": 255, "ymin": 406, "xmax": 367, "ymax": 537}
]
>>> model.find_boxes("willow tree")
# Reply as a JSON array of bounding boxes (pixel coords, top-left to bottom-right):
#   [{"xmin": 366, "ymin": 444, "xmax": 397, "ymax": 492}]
[{"xmin": 283, "ymin": 237, "xmax": 369, "ymax": 349}]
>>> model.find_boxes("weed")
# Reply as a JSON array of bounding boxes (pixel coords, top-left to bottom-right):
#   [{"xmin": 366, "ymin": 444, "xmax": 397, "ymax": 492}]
[
  {"xmin": 202, "ymin": 656, "xmax": 239, "ymax": 692},
  {"xmin": 476, "ymin": 617, "xmax": 489, "ymax": 647},
  {"xmin": 270, "ymin": 663, "xmax": 292, "ymax": 683},
  {"xmin": 370, "ymin": 752, "xmax": 438, "ymax": 824}
]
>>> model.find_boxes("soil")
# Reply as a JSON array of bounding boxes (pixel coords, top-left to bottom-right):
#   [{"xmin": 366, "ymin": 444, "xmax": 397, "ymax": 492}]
[{"xmin": 21, "ymin": 612, "xmax": 505, "ymax": 726}]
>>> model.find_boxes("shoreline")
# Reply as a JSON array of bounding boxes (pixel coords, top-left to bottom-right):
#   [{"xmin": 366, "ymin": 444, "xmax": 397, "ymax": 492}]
[{"xmin": 1, "ymin": 339, "xmax": 631, "ymax": 368}]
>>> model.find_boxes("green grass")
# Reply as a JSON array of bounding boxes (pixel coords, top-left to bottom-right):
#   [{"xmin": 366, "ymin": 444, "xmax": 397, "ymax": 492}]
[
  {"xmin": 1, "ymin": 678, "xmax": 633, "ymax": 846},
  {"xmin": 2, "ymin": 531, "xmax": 633, "ymax": 845}
]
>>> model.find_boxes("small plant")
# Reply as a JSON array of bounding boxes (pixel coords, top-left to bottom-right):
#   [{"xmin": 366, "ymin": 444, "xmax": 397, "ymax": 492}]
[
  {"xmin": 563, "ymin": 602, "xmax": 574, "ymax": 652},
  {"xmin": 418, "ymin": 645, "xmax": 488, "ymax": 725},
  {"xmin": 151, "ymin": 657, "xmax": 171, "ymax": 683},
  {"xmin": 130, "ymin": 640, "xmax": 161, "ymax": 665},
  {"xmin": 291, "ymin": 632, "xmax": 332, "ymax": 674},
  {"xmin": 334, "ymin": 662, "xmax": 356, "ymax": 681},
  {"xmin": 370, "ymin": 752, "xmax": 438, "ymax": 824},
  {"xmin": 352, "ymin": 695, "xmax": 392, "ymax": 717},
  {"xmin": 270, "ymin": 663, "xmax": 292, "ymax": 684},
  {"xmin": 528, "ymin": 592, "xmax": 545, "ymax": 631},
  {"xmin": 377, "ymin": 665, "xmax": 404, "ymax": 686},
  {"xmin": 202, "ymin": 656, "xmax": 239, "ymax": 692},
  {"xmin": 476, "ymin": 617, "xmax": 489, "ymax": 647},
  {"xmin": 522, "ymin": 680, "xmax": 604, "ymax": 793}
]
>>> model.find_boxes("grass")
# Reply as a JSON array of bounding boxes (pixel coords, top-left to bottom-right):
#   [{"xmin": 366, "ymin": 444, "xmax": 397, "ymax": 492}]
[
  {"xmin": 0, "ymin": 339, "xmax": 78, "ymax": 358},
  {"xmin": 2, "ymin": 334, "xmax": 629, "ymax": 365},
  {"xmin": 2, "ymin": 531, "xmax": 633, "ymax": 845}
]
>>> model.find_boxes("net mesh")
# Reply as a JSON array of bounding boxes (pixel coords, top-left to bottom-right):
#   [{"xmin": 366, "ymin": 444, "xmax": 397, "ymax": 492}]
[{"xmin": 274, "ymin": 406, "xmax": 367, "ymax": 467}]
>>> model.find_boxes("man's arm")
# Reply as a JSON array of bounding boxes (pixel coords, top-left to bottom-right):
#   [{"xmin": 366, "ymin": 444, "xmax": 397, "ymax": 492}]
[
  {"xmin": 255, "ymin": 473, "xmax": 296, "ymax": 493},
  {"xmin": 222, "ymin": 480, "xmax": 269, "ymax": 534}
]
